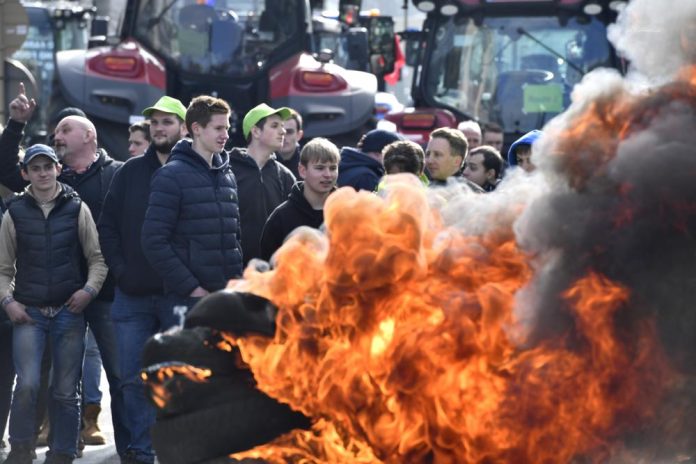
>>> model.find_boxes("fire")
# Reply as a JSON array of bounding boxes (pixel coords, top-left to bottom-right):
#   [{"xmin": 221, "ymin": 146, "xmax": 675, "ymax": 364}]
[
  {"xmin": 223, "ymin": 167, "xmax": 679, "ymax": 462},
  {"xmin": 141, "ymin": 363, "xmax": 212, "ymax": 409}
]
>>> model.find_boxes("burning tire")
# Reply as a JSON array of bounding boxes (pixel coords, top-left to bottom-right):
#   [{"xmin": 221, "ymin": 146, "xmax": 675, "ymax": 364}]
[{"xmin": 141, "ymin": 293, "xmax": 310, "ymax": 463}]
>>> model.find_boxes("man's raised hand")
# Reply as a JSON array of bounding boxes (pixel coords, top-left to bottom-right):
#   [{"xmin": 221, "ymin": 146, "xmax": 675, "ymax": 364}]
[{"xmin": 8, "ymin": 82, "xmax": 37, "ymax": 123}]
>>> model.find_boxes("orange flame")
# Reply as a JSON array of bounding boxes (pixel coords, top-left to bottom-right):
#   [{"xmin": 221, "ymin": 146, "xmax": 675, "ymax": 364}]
[
  {"xmin": 223, "ymin": 171, "xmax": 678, "ymax": 463},
  {"xmin": 141, "ymin": 364, "xmax": 212, "ymax": 409}
]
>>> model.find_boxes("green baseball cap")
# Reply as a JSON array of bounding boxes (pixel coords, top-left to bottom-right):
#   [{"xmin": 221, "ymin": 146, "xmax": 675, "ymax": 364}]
[
  {"xmin": 142, "ymin": 96, "xmax": 187, "ymax": 121},
  {"xmin": 242, "ymin": 103, "xmax": 291, "ymax": 139}
]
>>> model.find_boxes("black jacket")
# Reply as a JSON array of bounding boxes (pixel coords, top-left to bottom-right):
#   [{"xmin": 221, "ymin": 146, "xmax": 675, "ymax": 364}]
[
  {"xmin": 142, "ymin": 140, "xmax": 243, "ymax": 297},
  {"xmin": 0, "ymin": 119, "xmax": 122, "ymax": 300},
  {"xmin": 228, "ymin": 147, "xmax": 295, "ymax": 265},
  {"xmin": 276, "ymin": 144, "xmax": 301, "ymax": 179},
  {"xmin": 337, "ymin": 147, "xmax": 384, "ymax": 192},
  {"xmin": 98, "ymin": 146, "xmax": 164, "ymax": 296},
  {"xmin": 259, "ymin": 182, "xmax": 326, "ymax": 261},
  {"xmin": 9, "ymin": 184, "xmax": 84, "ymax": 307}
]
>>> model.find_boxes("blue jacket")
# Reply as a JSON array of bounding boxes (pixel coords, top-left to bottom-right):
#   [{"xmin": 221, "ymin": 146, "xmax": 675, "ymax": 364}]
[
  {"xmin": 507, "ymin": 129, "xmax": 543, "ymax": 166},
  {"xmin": 142, "ymin": 140, "xmax": 243, "ymax": 297},
  {"xmin": 337, "ymin": 147, "xmax": 384, "ymax": 192},
  {"xmin": 98, "ymin": 146, "xmax": 164, "ymax": 296}
]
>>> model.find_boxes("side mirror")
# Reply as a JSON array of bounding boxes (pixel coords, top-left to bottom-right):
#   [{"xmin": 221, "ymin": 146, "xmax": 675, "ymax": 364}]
[
  {"xmin": 90, "ymin": 16, "xmax": 109, "ymax": 37},
  {"xmin": 345, "ymin": 27, "xmax": 369, "ymax": 72},
  {"xmin": 400, "ymin": 30, "xmax": 423, "ymax": 67}
]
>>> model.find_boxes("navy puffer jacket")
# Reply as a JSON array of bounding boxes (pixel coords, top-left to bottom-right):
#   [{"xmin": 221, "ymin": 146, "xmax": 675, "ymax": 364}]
[
  {"xmin": 142, "ymin": 139, "xmax": 243, "ymax": 297},
  {"xmin": 337, "ymin": 147, "xmax": 384, "ymax": 192}
]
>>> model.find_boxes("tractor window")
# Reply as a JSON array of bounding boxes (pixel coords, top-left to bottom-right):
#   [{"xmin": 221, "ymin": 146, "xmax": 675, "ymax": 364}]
[
  {"xmin": 422, "ymin": 15, "xmax": 611, "ymax": 134},
  {"xmin": 133, "ymin": 0, "xmax": 301, "ymax": 76},
  {"xmin": 11, "ymin": 8, "xmax": 56, "ymax": 117}
]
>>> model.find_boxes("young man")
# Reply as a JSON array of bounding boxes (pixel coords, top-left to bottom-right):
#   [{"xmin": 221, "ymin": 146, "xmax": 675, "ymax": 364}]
[
  {"xmin": 0, "ymin": 144, "xmax": 107, "ymax": 464},
  {"xmin": 98, "ymin": 95, "xmax": 187, "ymax": 464},
  {"xmin": 425, "ymin": 127, "xmax": 483, "ymax": 192},
  {"xmin": 229, "ymin": 103, "xmax": 296, "ymax": 266},
  {"xmin": 507, "ymin": 129, "xmax": 542, "ymax": 173},
  {"xmin": 142, "ymin": 95, "xmax": 243, "ymax": 308},
  {"xmin": 127, "ymin": 120, "xmax": 151, "ymax": 157},
  {"xmin": 383, "ymin": 140, "xmax": 426, "ymax": 177},
  {"xmin": 462, "ymin": 145, "xmax": 505, "ymax": 192},
  {"xmin": 259, "ymin": 138, "xmax": 340, "ymax": 261},
  {"xmin": 337, "ymin": 129, "xmax": 404, "ymax": 192},
  {"xmin": 482, "ymin": 122, "xmax": 504, "ymax": 153},
  {"xmin": 0, "ymin": 84, "xmax": 129, "ymax": 459},
  {"xmin": 276, "ymin": 109, "xmax": 303, "ymax": 179}
]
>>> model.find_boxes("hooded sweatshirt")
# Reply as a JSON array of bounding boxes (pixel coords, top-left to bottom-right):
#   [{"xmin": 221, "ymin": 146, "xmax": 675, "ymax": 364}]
[
  {"xmin": 507, "ymin": 129, "xmax": 543, "ymax": 166},
  {"xmin": 228, "ymin": 147, "xmax": 296, "ymax": 266},
  {"xmin": 337, "ymin": 147, "xmax": 384, "ymax": 192},
  {"xmin": 258, "ymin": 182, "xmax": 326, "ymax": 261}
]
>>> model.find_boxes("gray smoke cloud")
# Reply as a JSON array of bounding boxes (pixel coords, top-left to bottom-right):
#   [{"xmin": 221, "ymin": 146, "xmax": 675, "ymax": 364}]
[
  {"xmin": 512, "ymin": 0, "xmax": 696, "ymax": 367},
  {"xmin": 608, "ymin": 0, "xmax": 696, "ymax": 83},
  {"xmin": 428, "ymin": 0, "xmax": 696, "ymax": 457}
]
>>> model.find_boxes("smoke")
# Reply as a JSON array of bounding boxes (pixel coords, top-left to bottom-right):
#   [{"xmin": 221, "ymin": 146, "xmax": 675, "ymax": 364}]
[
  {"xmin": 503, "ymin": 0, "xmax": 696, "ymax": 369},
  {"xmin": 437, "ymin": 168, "xmax": 549, "ymax": 238},
  {"xmin": 608, "ymin": 0, "xmax": 696, "ymax": 83}
]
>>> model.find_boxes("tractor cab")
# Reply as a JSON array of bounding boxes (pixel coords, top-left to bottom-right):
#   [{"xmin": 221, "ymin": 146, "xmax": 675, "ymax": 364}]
[{"xmin": 388, "ymin": 0, "xmax": 626, "ymax": 147}]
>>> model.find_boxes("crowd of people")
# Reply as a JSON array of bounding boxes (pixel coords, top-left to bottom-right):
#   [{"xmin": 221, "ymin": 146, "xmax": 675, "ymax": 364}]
[{"xmin": 0, "ymin": 84, "xmax": 542, "ymax": 464}]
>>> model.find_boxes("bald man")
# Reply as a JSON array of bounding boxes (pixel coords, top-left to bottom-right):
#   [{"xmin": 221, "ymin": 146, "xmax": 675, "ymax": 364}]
[
  {"xmin": 457, "ymin": 120, "xmax": 482, "ymax": 149},
  {"xmin": 0, "ymin": 86, "xmax": 131, "ymax": 458},
  {"xmin": 53, "ymin": 116, "xmax": 100, "ymax": 171}
]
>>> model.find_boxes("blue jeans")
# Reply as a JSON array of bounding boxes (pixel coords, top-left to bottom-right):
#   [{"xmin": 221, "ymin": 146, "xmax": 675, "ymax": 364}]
[
  {"xmin": 9, "ymin": 307, "xmax": 84, "ymax": 457},
  {"xmin": 111, "ymin": 289, "xmax": 190, "ymax": 463},
  {"xmin": 82, "ymin": 328, "xmax": 102, "ymax": 405},
  {"xmin": 83, "ymin": 299, "xmax": 129, "ymax": 455}
]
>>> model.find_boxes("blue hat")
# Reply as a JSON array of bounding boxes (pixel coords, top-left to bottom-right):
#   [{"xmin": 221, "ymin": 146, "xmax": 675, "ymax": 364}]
[
  {"xmin": 360, "ymin": 129, "xmax": 404, "ymax": 154},
  {"xmin": 23, "ymin": 144, "xmax": 59, "ymax": 166}
]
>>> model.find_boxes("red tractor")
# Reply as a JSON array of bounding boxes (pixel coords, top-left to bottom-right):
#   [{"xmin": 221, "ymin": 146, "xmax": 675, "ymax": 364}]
[
  {"xmin": 387, "ymin": 0, "xmax": 627, "ymax": 149},
  {"xmin": 50, "ymin": 0, "xmax": 392, "ymax": 158}
]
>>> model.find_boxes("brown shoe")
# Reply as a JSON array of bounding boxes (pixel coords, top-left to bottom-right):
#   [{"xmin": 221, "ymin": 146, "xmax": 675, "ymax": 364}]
[
  {"xmin": 35, "ymin": 416, "xmax": 50, "ymax": 447},
  {"xmin": 81, "ymin": 404, "xmax": 106, "ymax": 446}
]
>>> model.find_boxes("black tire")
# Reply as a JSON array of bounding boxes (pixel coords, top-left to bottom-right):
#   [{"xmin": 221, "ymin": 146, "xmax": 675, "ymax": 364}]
[{"xmin": 151, "ymin": 388, "xmax": 310, "ymax": 464}]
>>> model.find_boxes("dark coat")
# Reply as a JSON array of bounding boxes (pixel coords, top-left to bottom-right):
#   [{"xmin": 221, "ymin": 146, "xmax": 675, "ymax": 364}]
[
  {"xmin": 0, "ymin": 119, "xmax": 122, "ymax": 300},
  {"xmin": 98, "ymin": 146, "xmax": 164, "ymax": 296},
  {"xmin": 142, "ymin": 140, "xmax": 243, "ymax": 297},
  {"xmin": 259, "ymin": 182, "xmax": 325, "ymax": 261},
  {"xmin": 9, "ymin": 183, "xmax": 84, "ymax": 306},
  {"xmin": 276, "ymin": 144, "xmax": 301, "ymax": 180},
  {"xmin": 228, "ymin": 147, "xmax": 295, "ymax": 266},
  {"xmin": 337, "ymin": 147, "xmax": 384, "ymax": 192}
]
